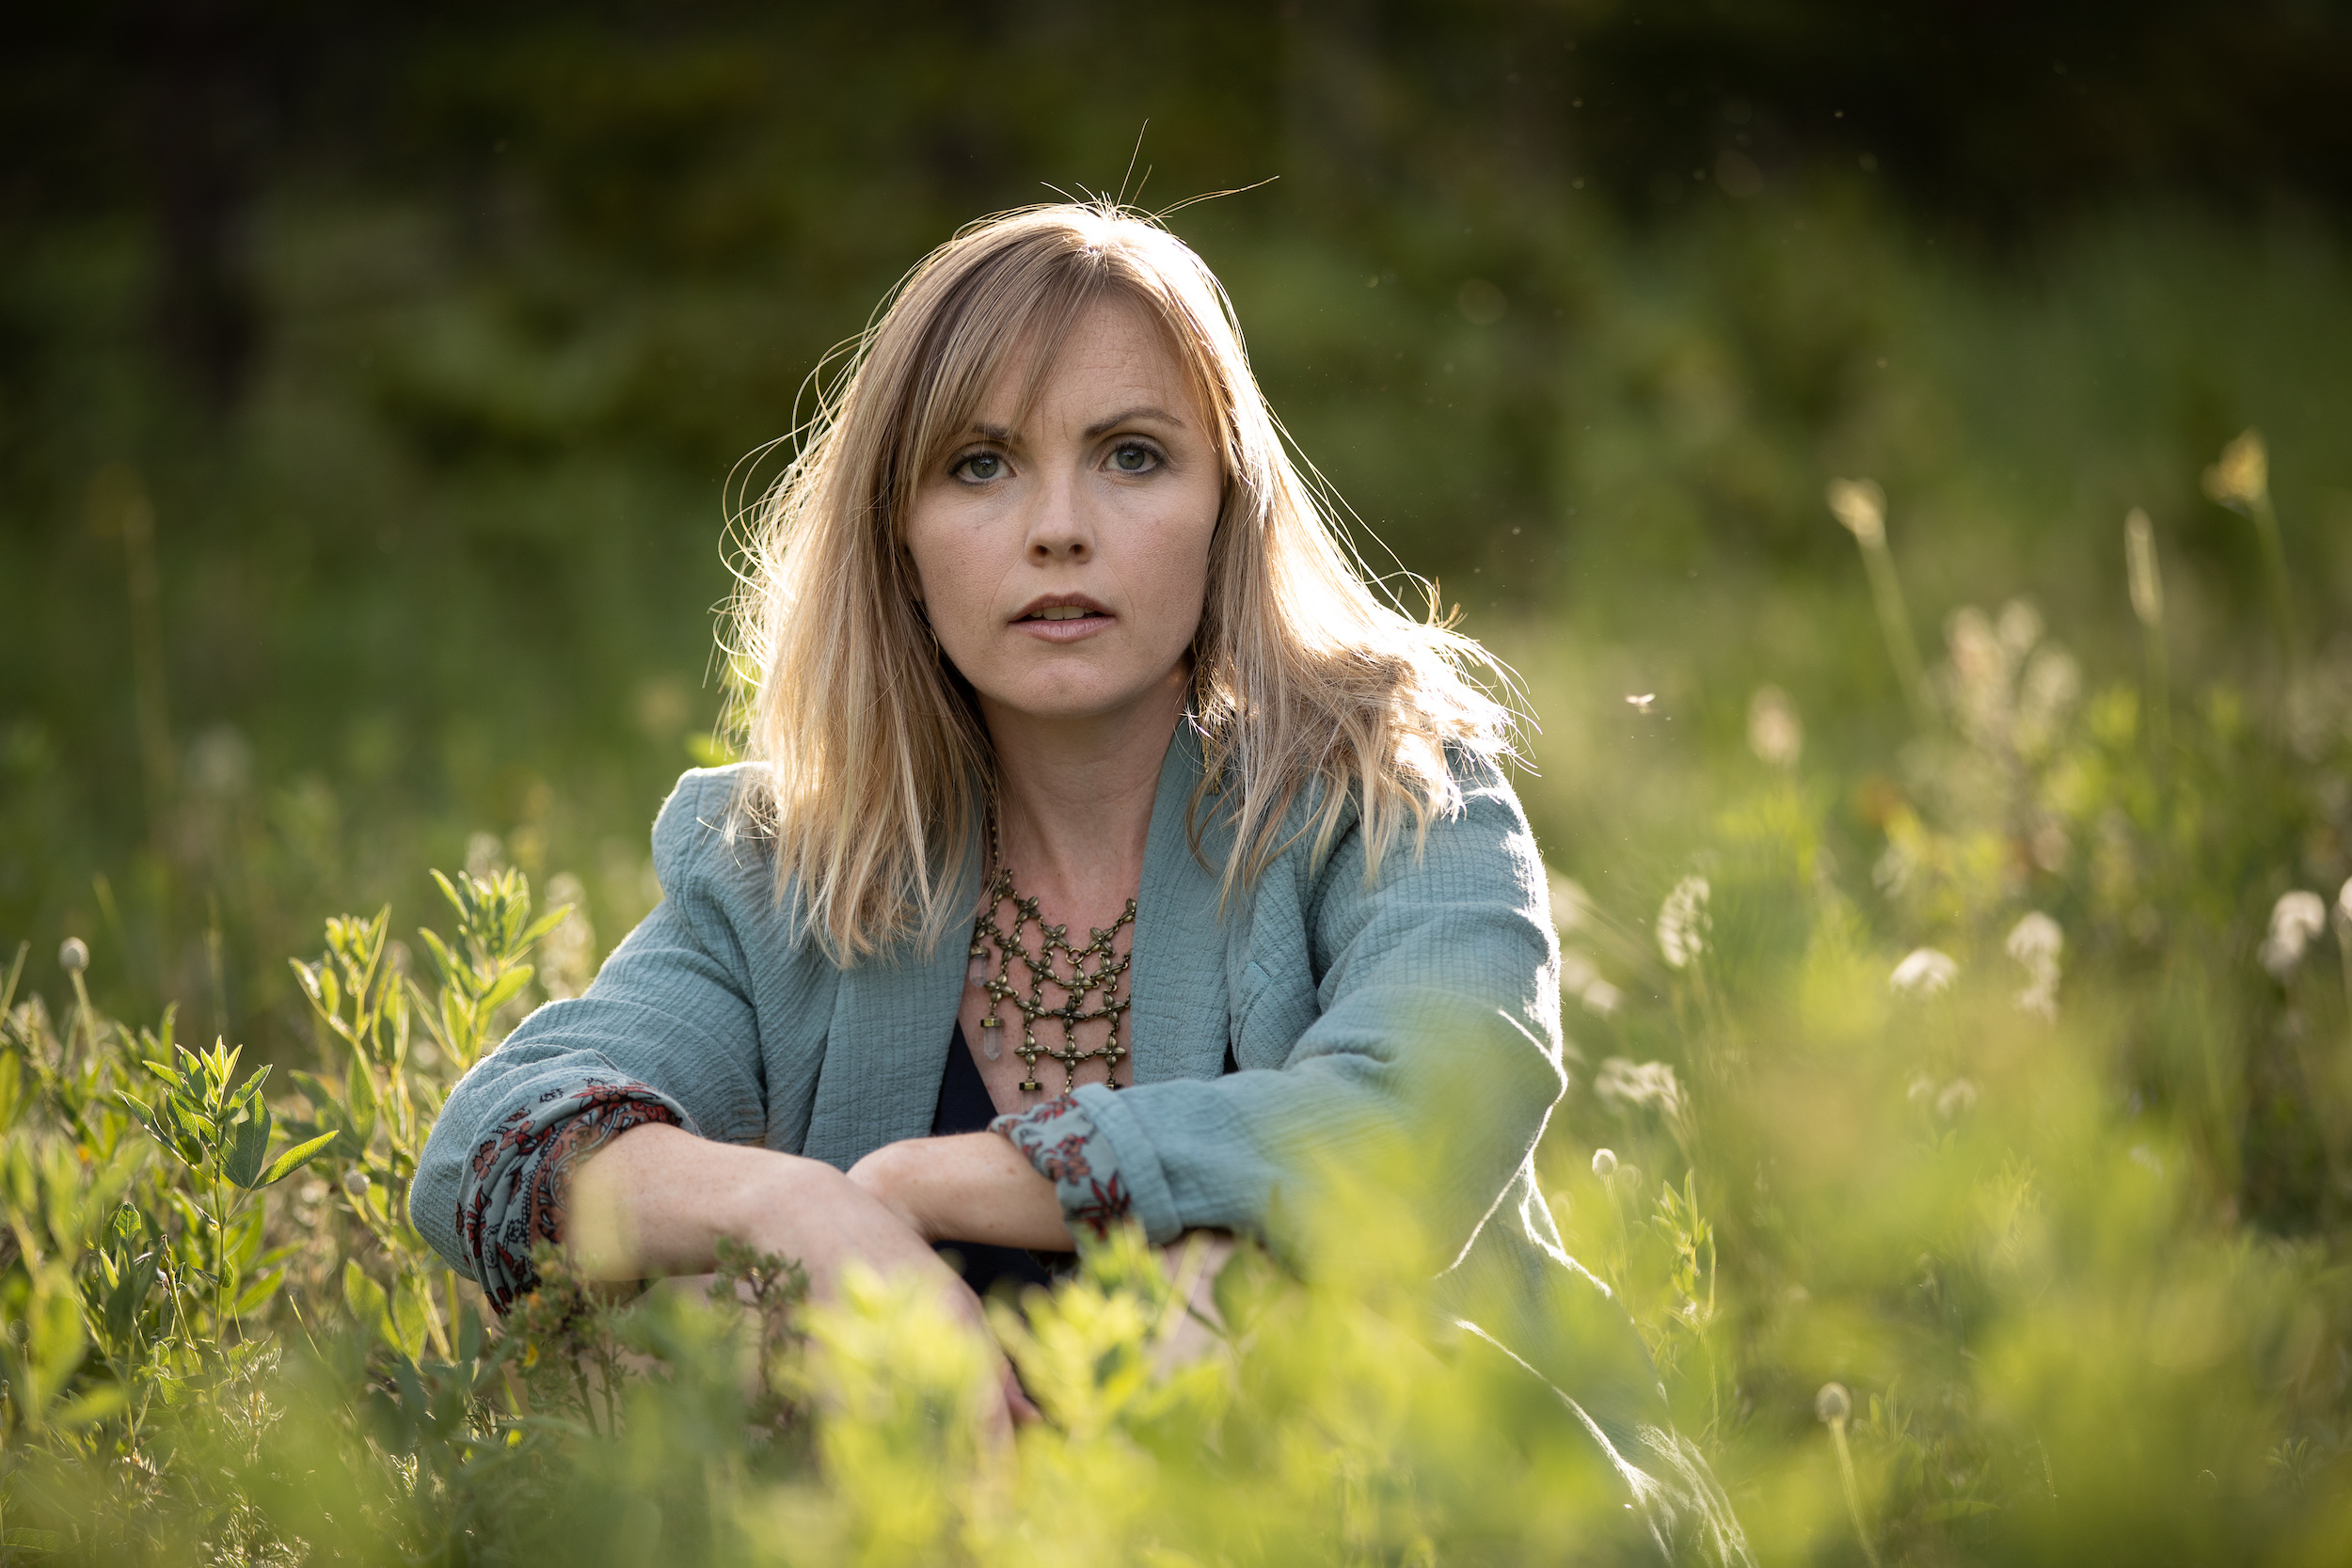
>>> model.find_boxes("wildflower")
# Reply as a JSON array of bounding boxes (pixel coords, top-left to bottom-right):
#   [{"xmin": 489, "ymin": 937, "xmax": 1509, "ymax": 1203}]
[
  {"xmin": 1826, "ymin": 479, "xmax": 1885, "ymax": 545},
  {"xmin": 1657, "ymin": 875, "xmax": 1710, "ymax": 969},
  {"xmin": 1815, "ymin": 1382, "xmax": 1851, "ymax": 1424},
  {"xmin": 1935, "ymin": 1079, "xmax": 1979, "ymax": 1118},
  {"xmin": 57, "ymin": 936, "xmax": 87, "ymax": 974},
  {"xmin": 2007, "ymin": 912, "xmax": 2063, "ymax": 1020},
  {"xmin": 1596, "ymin": 1056, "xmax": 1683, "ymax": 1121},
  {"xmin": 2340, "ymin": 877, "xmax": 2352, "ymax": 927},
  {"xmin": 1888, "ymin": 947, "xmax": 1958, "ymax": 997},
  {"xmin": 1591, "ymin": 1148, "xmax": 1618, "ymax": 1180},
  {"xmin": 1560, "ymin": 949, "xmax": 1623, "ymax": 1018},
  {"xmin": 343, "ymin": 1169, "xmax": 373, "ymax": 1199},
  {"xmin": 1626, "ymin": 692, "xmax": 1656, "ymax": 713},
  {"xmin": 2259, "ymin": 891, "xmax": 2328, "ymax": 980},
  {"xmin": 1747, "ymin": 686, "xmax": 1804, "ymax": 768},
  {"xmin": 2201, "ymin": 429, "xmax": 2267, "ymax": 514}
]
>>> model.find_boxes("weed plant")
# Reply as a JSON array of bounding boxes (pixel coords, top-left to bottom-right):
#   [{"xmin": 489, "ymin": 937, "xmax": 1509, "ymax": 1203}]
[{"xmin": 5, "ymin": 436, "xmax": 2352, "ymax": 1562}]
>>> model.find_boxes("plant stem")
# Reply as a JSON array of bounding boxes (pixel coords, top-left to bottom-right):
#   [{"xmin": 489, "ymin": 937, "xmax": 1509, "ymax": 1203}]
[
  {"xmin": 1858, "ymin": 532, "xmax": 1931, "ymax": 736},
  {"xmin": 1830, "ymin": 1416, "xmax": 1882, "ymax": 1568},
  {"xmin": 2249, "ymin": 494, "xmax": 2300, "ymax": 678}
]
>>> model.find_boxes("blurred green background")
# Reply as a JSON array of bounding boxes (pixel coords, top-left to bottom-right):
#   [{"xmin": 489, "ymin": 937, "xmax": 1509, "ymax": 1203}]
[{"xmin": 5, "ymin": 0, "xmax": 2350, "ymax": 1063}]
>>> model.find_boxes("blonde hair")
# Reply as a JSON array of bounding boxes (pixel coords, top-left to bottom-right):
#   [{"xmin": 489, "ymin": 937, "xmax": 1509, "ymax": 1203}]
[{"xmin": 725, "ymin": 201, "xmax": 1517, "ymax": 961}]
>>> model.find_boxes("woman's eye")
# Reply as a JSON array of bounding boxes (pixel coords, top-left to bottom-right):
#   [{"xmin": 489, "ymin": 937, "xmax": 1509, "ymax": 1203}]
[
  {"xmin": 1109, "ymin": 442, "xmax": 1159, "ymax": 474},
  {"xmin": 953, "ymin": 451, "xmax": 1004, "ymax": 482}
]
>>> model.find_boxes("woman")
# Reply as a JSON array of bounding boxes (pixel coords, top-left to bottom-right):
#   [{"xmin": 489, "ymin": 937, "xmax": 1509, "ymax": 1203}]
[{"xmin": 414, "ymin": 202, "xmax": 1743, "ymax": 1560}]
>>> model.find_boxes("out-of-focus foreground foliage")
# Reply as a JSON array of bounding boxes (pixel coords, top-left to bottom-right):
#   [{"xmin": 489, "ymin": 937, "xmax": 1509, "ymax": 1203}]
[
  {"xmin": 7, "ymin": 429, "xmax": 2352, "ymax": 1561},
  {"xmin": 8, "ymin": 2, "xmax": 2352, "ymax": 1561}
]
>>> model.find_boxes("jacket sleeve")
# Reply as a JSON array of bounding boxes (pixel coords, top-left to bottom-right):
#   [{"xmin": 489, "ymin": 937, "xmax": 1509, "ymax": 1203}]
[
  {"xmin": 408, "ymin": 768, "xmax": 784, "ymax": 1310},
  {"xmin": 993, "ymin": 756, "xmax": 1566, "ymax": 1271}
]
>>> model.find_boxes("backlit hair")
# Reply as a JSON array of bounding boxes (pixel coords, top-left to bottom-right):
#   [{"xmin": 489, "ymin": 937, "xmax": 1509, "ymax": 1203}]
[{"xmin": 725, "ymin": 201, "xmax": 1516, "ymax": 961}]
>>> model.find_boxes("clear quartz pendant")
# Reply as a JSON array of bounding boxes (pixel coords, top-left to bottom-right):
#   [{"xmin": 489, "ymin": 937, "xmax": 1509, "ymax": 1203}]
[{"xmin": 966, "ymin": 949, "xmax": 1002, "ymax": 1058}]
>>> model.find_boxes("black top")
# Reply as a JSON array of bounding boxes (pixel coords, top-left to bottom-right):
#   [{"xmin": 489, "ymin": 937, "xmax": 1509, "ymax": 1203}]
[{"xmin": 930, "ymin": 1023, "xmax": 1064, "ymax": 1295}]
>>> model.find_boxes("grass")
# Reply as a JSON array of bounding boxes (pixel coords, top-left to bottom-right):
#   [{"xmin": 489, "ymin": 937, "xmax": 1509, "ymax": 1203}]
[{"xmin": 4, "ymin": 186, "xmax": 2352, "ymax": 1561}]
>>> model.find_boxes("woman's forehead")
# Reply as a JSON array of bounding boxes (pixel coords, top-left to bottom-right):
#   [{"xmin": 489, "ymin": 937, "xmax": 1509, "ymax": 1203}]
[{"xmin": 965, "ymin": 295, "xmax": 1201, "ymax": 433}]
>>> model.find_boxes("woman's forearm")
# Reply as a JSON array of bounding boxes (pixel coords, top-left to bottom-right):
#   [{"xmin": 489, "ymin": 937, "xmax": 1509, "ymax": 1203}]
[
  {"xmin": 849, "ymin": 1132, "xmax": 1073, "ymax": 1250},
  {"xmin": 566, "ymin": 1121, "xmax": 859, "ymax": 1281}
]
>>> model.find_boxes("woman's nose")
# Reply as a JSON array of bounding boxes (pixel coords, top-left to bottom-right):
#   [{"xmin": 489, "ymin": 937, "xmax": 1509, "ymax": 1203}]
[{"xmin": 1024, "ymin": 475, "xmax": 1093, "ymax": 562}]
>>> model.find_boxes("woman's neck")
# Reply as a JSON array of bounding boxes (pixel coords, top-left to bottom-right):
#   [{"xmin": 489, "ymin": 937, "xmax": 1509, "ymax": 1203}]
[{"xmin": 978, "ymin": 662, "xmax": 1188, "ymax": 903}]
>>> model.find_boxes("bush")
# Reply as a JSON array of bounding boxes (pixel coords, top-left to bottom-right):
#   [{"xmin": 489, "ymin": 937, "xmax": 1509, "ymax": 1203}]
[{"xmin": 5, "ymin": 435, "xmax": 2351, "ymax": 1563}]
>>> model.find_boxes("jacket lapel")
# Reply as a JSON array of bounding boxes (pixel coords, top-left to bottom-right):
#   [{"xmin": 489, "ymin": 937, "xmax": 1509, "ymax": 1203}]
[
  {"xmin": 1129, "ymin": 724, "xmax": 1234, "ymax": 1084},
  {"xmin": 800, "ymin": 835, "xmax": 980, "ymax": 1169},
  {"xmin": 802, "ymin": 724, "xmax": 1232, "ymax": 1167}
]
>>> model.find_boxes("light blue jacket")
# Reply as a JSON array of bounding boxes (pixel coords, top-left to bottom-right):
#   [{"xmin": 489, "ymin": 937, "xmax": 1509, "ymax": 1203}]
[{"xmin": 413, "ymin": 727, "xmax": 1744, "ymax": 1559}]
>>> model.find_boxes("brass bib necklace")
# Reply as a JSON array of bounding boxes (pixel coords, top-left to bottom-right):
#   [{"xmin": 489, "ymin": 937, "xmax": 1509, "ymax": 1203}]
[{"xmin": 968, "ymin": 814, "xmax": 1137, "ymax": 1094}]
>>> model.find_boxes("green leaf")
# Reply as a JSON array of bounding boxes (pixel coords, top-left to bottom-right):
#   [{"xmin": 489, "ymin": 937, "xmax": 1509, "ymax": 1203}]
[
  {"xmin": 417, "ymin": 924, "xmax": 461, "ymax": 986},
  {"xmin": 233, "ymin": 1269, "xmax": 286, "ymax": 1318},
  {"xmin": 478, "ymin": 964, "xmax": 534, "ymax": 1018},
  {"xmin": 233, "ymin": 1062, "xmax": 273, "ymax": 1107},
  {"xmin": 51, "ymin": 1386, "xmax": 128, "ymax": 1429},
  {"xmin": 2, "ymin": 1528, "xmax": 65, "ymax": 1552},
  {"xmin": 344, "ymin": 1259, "xmax": 394, "ymax": 1349},
  {"xmin": 223, "ymin": 1102, "xmax": 272, "ymax": 1188},
  {"xmin": 392, "ymin": 1273, "xmax": 434, "ymax": 1362},
  {"xmin": 346, "ymin": 1055, "xmax": 379, "ymax": 1150},
  {"xmin": 288, "ymin": 1068, "xmax": 342, "ymax": 1114},
  {"xmin": 259, "ymin": 1130, "xmax": 339, "ymax": 1187},
  {"xmin": 518, "ymin": 906, "xmax": 571, "ymax": 952}
]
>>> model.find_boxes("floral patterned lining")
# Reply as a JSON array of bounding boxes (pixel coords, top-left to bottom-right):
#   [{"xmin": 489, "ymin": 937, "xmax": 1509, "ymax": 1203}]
[
  {"xmin": 990, "ymin": 1095, "xmax": 1135, "ymax": 1240},
  {"xmin": 456, "ymin": 1078, "xmax": 684, "ymax": 1314}
]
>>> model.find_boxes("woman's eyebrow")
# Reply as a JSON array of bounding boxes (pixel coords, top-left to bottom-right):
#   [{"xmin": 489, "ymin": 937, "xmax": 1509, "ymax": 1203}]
[{"xmin": 1083, "ymin": 405, "xmax": 1185, "ymax": 438}]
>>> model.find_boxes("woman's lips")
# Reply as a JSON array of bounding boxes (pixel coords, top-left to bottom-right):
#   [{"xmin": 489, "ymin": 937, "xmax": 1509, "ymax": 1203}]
[{"xmin": 1013, "ymin": 610, "xmax": 1115, "ymax": 643}]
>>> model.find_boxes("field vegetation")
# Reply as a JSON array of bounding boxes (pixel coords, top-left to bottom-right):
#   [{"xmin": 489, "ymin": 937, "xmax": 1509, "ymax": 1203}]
[{"xmin": 7, "ymin": 7, "xmax": 2352, "ymax": 1560}]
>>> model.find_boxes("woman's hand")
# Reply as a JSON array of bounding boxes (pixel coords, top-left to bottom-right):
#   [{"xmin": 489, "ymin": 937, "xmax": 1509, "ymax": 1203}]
[
  {"xmin": 847, "ymin": 1132, "xmax": 1073, "ymax": 1251},
  {"xmin": 569, "ymin": 1122, "xmax": 1038, "ymax": 1433}
]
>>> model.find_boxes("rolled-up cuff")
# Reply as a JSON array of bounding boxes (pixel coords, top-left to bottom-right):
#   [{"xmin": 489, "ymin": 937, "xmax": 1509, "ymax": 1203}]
[
  {"xmin": 989, "ymin": 1094, "xmax": 1138, "ymax": 1242},
  {"xmin": 456, "ymin": 1077, "xmax": 689, "ymax": 1314}
]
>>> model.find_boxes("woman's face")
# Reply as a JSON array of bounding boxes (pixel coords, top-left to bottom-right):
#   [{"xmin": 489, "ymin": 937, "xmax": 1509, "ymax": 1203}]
[{"xmin": 904, "ymin": 295, "xmax": 1223, "ymax": 730}]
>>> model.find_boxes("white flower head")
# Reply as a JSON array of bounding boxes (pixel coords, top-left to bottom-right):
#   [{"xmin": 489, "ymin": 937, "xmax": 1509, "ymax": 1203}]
[
  {"xmin": 1935, "ymin": 1078, "xmax": 1979, "ymax": 1118},
  {"xmin": 2260, "ymin": 891, "xmax": 2328, "ymax": 981},
  {"xmin": 1747, "ymin": 686, "xmax": 1804, "ymax": 768},
  {"xmin": 1591, "ymin": 1148, "xmax": 1618, "ymax": 1180},
  {"xmin": 1595, "ymin": 1056, "xmax": 1684, "ymax": 1122},
  {"xmin": 2339, "ymin": 877, "xmax": 2352, "ymax": 924},
  {"xmin": 1658, "ymin": 875, "xmax": 1711, "ymax": 970},
  {"xmin": 1826, "ymin": 479, "xmax": 1885, "ymax": 545},
  {"xmin": 1889, "ymin": 947, "xmax": 1959, "ymax": 998},
  {"xmin": 2007, "ymin": 912, "xmax": 2064, "ymax": 1020}
]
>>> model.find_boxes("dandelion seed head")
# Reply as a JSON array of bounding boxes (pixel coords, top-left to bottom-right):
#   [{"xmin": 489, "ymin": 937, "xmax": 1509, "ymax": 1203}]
[
  {"xmin": 1579, "ymin": 977, "xmax": 1624, "ymax": 1017},
  {"xmin": 57, "ymin": 936, "xmax": 88, "ymax": 974},
  {"xmin": 1591, "ymin": 1148, "xmax": 1618, "ymax": 1180},
  {"xmin": 2008, "ymin": 911, "xmax": 2064, "ymax": 1019},
  {"xmin": 1747, "ymin": 686, "xmax": 1804, "ymax": 768},
  {"xmin": 1826, "ymin": 479, "xmax": 1885, "ymax": 545},
  {"xmin": 2008, "ymin": 912, "xmax": 2063, "ymax": 965},
  {"xmin": 1816, "ymin": 1381, "xmax": 1851, "ymax": 1424},
  {"xmin": 1889, "ymin": 947, "xmax": 1958, "ymax": 997},
  {"xmin": 2201, "ymin": 429, "xmax": 2268, "ymax": 514},
  {"xmin": 1657, "ymin": 876, "xmax": 1711, "ymax": 969},
  {"xmin": 2260, "ymin": 890, "xmax": 2328, "ymax": 980},
  {"xmin": 1596, "ymin": 1056, "xmax": 1684, "ymax": 1120}
]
